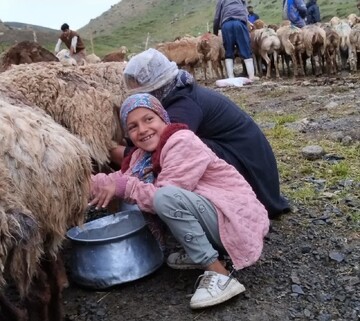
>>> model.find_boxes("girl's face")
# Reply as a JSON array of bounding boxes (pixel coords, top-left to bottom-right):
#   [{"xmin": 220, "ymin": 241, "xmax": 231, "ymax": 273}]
[{"xmin": 126, "ymin": 107, "xmax": 167, "ymax": 152}]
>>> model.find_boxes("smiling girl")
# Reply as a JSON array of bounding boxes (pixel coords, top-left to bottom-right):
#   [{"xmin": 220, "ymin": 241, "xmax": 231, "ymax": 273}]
[{"xmin": 89, "ymin": 93, "xmax": 269, "ymax": 309}]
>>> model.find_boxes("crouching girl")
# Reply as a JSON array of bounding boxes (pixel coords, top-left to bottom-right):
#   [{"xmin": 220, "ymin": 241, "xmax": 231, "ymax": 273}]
[{"xmin": 89, "ymin": 93, "xmax": 269, "ymax": 309}]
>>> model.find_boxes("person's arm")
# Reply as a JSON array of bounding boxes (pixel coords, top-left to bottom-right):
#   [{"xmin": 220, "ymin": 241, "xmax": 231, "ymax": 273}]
[
  {"xmin": 295, "ymin": 0, "xmax": 307, "ymax": 18},
  {"xmin": 213, "ymin": 0, "xmax": 222, "ymax": 35},
  {"xmin": 109, "ymin": 145, "xmax": 126, "ymax": 167},
  {"xmin": 70, "ymin": 36, "xmax": 78, "ymax": 54},
  {"xmin": 54, "ymin": 39, "xmax": 62, "ymax": 54}
]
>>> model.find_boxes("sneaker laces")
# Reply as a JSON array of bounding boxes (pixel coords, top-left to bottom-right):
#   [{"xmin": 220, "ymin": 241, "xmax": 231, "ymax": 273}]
[{"xmin": 193, "ymin": 273, "xmax": 216, "ymax": 292}]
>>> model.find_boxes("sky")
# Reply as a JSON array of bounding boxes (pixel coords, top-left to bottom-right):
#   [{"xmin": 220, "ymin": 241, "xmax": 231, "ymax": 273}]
[{"xmin": 0, "ymin": 0, "xmax": 121, "ymax": 30}]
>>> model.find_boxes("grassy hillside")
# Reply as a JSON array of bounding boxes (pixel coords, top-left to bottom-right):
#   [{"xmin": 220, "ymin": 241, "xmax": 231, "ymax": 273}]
[
  {"xmin": 83, "ymin": 0, "xmax": 357, "ymax": 57},
  {"xmin": 1, "ymin": 0, "xmax": 357, "ymax": 57}
]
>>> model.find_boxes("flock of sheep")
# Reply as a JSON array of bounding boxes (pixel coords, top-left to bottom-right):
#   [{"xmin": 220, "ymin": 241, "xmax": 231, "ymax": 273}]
[
  {"xmin": 0, "ymin": 58, "xmax": 129, "ymax": 320},
  {"xmin": 153, "ymin": 13, "xmax": 360, "ymax": 80},
  {"xmin": 0, "ymin": 10, "xmax": 359, "ymax": 321}
]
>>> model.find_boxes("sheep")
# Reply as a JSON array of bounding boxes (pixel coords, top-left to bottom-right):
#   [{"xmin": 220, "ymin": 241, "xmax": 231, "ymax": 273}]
[
  {"xmin": 0, "ymin": 98, "xmax": 92, "ymax": 320},
  {"xmin": 251, "ymin": 27, "xmax": 281, "ymax": 78},
  {"xmin": 322, "ymin": 23, "xmax": 341, "ymax": 74},
  {"xmin": 350, "ymin": 24, "xmax": 360, "ymax": 71},
  {"xmin": 197, "ymin": 32, "xmax": 225, "ymax": 80},
  {"xmin": 55, "ymin": 49, "xmax": 77, "ymax": 66},
  {"xmin": 156, "ymin": 36, "xmax": 201, "ymax": 77},
  {"xmin": 330, "ymin": 17, "xmax": 352, "ymax": 70},
  {"xmin": 0, "ymin": 62, "xmax": 125, "ymax": 165},
  {"xmin": 102, "ymin": 46, "xmax": 129, "ymax": 62},
  {"xmin": 85, "ymin": 53, "xmax": 101, "ymax": 63},
  {"xmin": 301, "ymin": 24, "xmax": 327, "ymax": 76},
  {"xmin": 77, "ymin": 61, "xmax": 127, "ymax": 107},
  {"xmin": 277, "ymin": 24, "xmax": 305, "ymax": 77},
  {"xmin": 347, "ymin": 13, "xmax": 360, "ymax": 27},
  {"xmin": 0, "ymin": 41, "xmax": 58, "ymax": 72}
]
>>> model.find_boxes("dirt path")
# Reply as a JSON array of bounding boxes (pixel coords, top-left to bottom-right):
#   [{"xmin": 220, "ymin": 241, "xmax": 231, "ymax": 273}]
[{"xmin": 63, "ymin": 75, "xmax": 360, "ymax": 321}]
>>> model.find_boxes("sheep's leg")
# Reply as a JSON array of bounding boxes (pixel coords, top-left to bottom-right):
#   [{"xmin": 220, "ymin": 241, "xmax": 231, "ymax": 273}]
[
  {"xmin": 273, "ymin": 51, "xmax": 280, "ymax": 78},
  {"xmin": 25, "ymin": 266, "xmax": 51, "ymax": 321},
  {"xmin": 260, "ymin": 51, "xmax": 271, "ymax": 78},
  {"xmin": 219, "ymin": 59, "xmax": 225, "ymax": 78},
  {"xmin": 252, "ymin": 53, "xmax": 260, "ymax": 76},
  {"xmin": 0, "ymin": 292, "xmax": 28, "ymax": 321},
  {"xmin": 291, "ymin": 53, "xmax": 298, "ymax": 77},
  {"xmin": 202, "ymin": 61, "xmax": 208, "ymax": 80},
  {"xmin": 212, "ymin": 61, "xmax": 221, "ymax": 79},
  {"xmin": 44, "ymin": 256, "xmax": 66, "ymax": 321},
  {"xmin": 298, "ymin": 51, "xmax": 305, "ymax": 76}
]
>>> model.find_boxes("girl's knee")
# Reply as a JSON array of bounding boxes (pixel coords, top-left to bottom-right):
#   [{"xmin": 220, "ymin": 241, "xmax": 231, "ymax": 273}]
[{"xmin": 153, "ymin": 186, "xmax": 181, "ymax": 215}]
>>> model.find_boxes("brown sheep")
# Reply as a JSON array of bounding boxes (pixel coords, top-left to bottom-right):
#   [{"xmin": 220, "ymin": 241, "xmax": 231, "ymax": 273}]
[
  {"xmin": 277, "ymin": 25, "xmax": 305, "ymax": 77},
  {"xmin": 301, "ymin": 24, "xmax": 327, "ymax": 76},
  {"xmin": 0, "ymin": 62, "xmax": 125, "ymax": 165},
  {"xmin": 0, "ymin": 41, "xmax": 58, "ymax": 72},
  {"xmin": 197, "ymin": 32, "xmax": 225, "ymax": 80},
  {"xmin": 156, "ymin": 37, "xmax": 201, "ymax": 77},
  {"xmin": 0, "ymin": 98, "xmax": 92, "ymax": 320},
  {"xmin": 102, "ymin": 46, "xmax": 129, "ymax": 62},
  {"xmin": 322, "ymin": 24, "xmax": 340, "ymax": 74}
]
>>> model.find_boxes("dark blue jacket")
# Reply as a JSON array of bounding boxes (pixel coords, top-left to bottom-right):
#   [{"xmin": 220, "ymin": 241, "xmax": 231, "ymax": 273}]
[
  {"xmin": 306, "ymin": 0, "xmax": 320, "ymax": 24},
  {"xmin": 162, "ymin": 82, "xmax": 290, "ymax": 218},
  {"xmin": 248, "ymin": 13, "xmax": 260, "ymax": 23}
]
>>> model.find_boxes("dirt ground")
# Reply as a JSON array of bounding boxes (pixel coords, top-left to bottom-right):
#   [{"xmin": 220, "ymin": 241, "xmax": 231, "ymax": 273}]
[{"xmin": 62, "ymin": 74, "xmax": 359, "ymax": 321}]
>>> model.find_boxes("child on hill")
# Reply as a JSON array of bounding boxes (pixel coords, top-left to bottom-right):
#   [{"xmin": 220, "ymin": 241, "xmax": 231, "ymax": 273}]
[{"xmin": 89, "ymin": 93, "xmax": 269, "ymax": 309}]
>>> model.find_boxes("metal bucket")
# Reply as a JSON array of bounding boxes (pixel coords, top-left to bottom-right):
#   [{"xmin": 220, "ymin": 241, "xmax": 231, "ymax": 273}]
[{"xmin": 66, "ymin": 210, "xmax": 164, "ymax": 289}]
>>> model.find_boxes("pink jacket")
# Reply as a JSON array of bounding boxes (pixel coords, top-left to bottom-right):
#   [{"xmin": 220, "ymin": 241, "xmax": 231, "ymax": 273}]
[{"xmin": 94, "ymin": 129, "xmax": 269, "ymax": 270}]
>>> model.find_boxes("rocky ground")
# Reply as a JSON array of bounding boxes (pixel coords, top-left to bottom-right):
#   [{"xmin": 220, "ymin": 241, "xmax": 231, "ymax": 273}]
[{"xmin": 62, "ymin": 73, "xmax": 359, "ymax": 321}]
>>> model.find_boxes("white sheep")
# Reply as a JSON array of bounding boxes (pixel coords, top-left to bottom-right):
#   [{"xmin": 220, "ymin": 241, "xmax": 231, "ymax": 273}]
[{"xmin": 56, "ymin": 49, "xmax": 77, "ymax": 66}]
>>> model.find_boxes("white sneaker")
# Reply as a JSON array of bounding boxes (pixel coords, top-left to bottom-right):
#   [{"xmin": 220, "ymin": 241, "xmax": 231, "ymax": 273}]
[
  {"xmin": 190, "ymin": 271, "xmax": 245, "ymax": 309},
  {"xmin": 166, "ymin": 252, "xmax": 201, "ymax": 270}
]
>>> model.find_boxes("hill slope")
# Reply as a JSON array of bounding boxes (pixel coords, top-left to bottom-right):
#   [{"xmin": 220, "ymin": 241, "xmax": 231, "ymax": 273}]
[
  {"xmin": 0, "ymin": 0, "xmax": 357, "ymax": 56},
  {"xmin": 80, "ymin": 0, "xmax": 356, "ymax": 56}
]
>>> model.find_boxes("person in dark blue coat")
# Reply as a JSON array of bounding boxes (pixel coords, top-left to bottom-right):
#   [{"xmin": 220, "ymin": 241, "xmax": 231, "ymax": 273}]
[
  {"xmin": 115, "ymin": 48, "xmax": 290, "ymax": 219},
  {"xmin": 306, "ymin": 0, "xmax": 321, "ymax": 24},
  {"xmin": 248, "ymin": 6, "xmax": 260, "ymax": 24}
]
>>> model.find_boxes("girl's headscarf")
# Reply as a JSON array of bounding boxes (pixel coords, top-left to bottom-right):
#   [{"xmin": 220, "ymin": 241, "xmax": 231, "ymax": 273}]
[{"xmin": 120, "ymin": 93, "xmax": 170, "ymax": 134}]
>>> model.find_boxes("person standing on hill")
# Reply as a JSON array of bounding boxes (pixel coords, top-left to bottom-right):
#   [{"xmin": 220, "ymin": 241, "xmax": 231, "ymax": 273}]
[
  {"xmin": 54, "ymin": 23, "xmax": 86, "ymax": 64},
  {"xmin": 306, "ymin": 0, "xmax": 321, "ymax": 24},
  {"xmin": 213, "ymin": 0, "xmax": 257, "ymax": 80},
  {"xmin": 247, "ymin": 5, "xmax": 260, "ymax": 23},
  {"xmin": 282, "ymin": 0, "xmax": 307, "ymax": 28}
]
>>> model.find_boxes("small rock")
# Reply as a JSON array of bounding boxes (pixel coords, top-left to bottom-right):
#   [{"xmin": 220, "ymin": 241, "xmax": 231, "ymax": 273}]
[
  {"xmin": 324, "ymin": 101, "xmax": 339, "ymax": 109},
  {"xmin": 301, "ymin": 145, "xmax": 325, "ymax": 160},
  {"xmin": 292, "ymin": 284, "xmax": 305, "ymax": 295},
  {"xmin": 341, "ymin": 136, "xmax": 352, "ymax": 145},
  {"xmin": 329, "ymin": 131, "xmax": 344, "ymax": 142},
  {"xmin": 329, "ymin": 251, "xmax": 345, "ymax": 262}
]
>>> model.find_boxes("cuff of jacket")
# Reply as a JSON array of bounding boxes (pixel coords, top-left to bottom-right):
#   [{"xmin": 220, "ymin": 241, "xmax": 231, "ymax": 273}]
[{"xmin": 115, "ymin": 176, "xmax": 128, "ymax": 198}]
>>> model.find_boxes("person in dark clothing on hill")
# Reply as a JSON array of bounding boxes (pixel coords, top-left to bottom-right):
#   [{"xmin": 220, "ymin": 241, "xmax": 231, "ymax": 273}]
[
  {"xmin": 283, "ymin": 0, "xmax": 307, "ymax": 28},
  {"xmin": 306, "ymin": 0, "xmax": 321, "ymax": 24},
  {"xmin": 111, "ymin": 48, "xmax": 290, "ymax": 219},
  {"xmin": 248, "ymin": 6, "xmax": 260, "ymax": 23}
]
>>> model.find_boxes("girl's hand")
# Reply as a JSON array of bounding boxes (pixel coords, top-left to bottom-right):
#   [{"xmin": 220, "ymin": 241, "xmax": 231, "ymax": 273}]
[{"xmin": 89, "ymin": 176, "xmax": 116, "ymax": 209}]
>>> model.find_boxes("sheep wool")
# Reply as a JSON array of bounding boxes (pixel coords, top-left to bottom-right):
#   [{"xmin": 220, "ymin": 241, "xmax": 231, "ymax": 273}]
[
  {"xmin": 0, "ymin": 98, "xmax": 92, "ymax": 296},
  {"xmin": 0, "ymin": 61, "xmax": 126, "ymax": 165}
]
